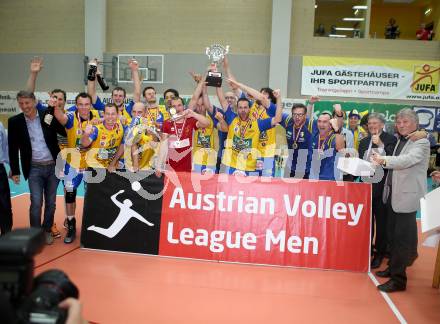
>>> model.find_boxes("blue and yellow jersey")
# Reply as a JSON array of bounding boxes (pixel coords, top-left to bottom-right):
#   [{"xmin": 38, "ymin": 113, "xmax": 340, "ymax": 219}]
[
  {"xmin": 250, "ymin": 102, "xmax": 276, "ymax": 158},
  {"xmin": 124, "ymin": 122, "xmax": 156, "ymax": 170},
  {"xmin": 311, "ymin": 132, "xmax": 337, "ymax": 181},
  {"xmin": 222, "ymin": 107, "xmax": 273, "ymax": 171},
  {"xmin": 87, "ymin": 121, "xmax": 124, "ymax": 168},
  {"xmin": 64, "ymin": 110, "xmax": 101, "ymax": 169},
  {"xmin": 119, "ymin": 108, "xmax": 132, "ymax": 127},
  {"xmin": 193, "ymin": 114, "xmax": 217, "ymax": 168},
  {"xmin": 144, "ymin": 105, "xmax": 170, "ymax": 130},
  {"xmin": 280, "ymin": 113, "xmax": 313, "ymax": 176}
]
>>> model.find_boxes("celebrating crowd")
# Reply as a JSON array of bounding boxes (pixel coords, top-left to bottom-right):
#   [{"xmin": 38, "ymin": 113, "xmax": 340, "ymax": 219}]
[{"xmin": 0, "ymin": 55, "xmax": 438, "ymax": 293}]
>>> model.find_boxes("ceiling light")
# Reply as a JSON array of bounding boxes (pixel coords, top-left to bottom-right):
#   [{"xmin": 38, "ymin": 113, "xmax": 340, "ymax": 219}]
[
  {"xmin": 315, "ymin": 4, "xmax": 318, "ymax": 9},
  {"xmin": 343, "ymin": 18, "xmax": 365, "ymax": 21},
  {"xmin": 353, "ymin": 6, "xmax": 368, "ymax": 10},
  {"xmin": 425, "ymin": 8, "xmax": 432, "ymax": 16},
  {"xmin": 335, "ymin": 27, "xmax": 356, "ymax": 31},
  {"xmin": 329, "ymin": 34, "xmax": 347, "ymax": 38}
]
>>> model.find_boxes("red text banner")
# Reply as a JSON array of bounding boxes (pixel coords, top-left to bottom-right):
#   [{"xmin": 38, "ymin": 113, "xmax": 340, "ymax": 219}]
[{"xmin": 159, "ymin": 173, "xmax": 371, "ymax": 272}]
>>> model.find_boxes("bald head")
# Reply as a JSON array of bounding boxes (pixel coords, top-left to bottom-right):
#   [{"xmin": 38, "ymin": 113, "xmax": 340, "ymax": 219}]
[
  {"xmin": 224, "ymin": 91, "xmax": 237, "ymax": 107},
  {"xmin": 131, "ymin": 102, "xmax": 146, "ymax": 118}
]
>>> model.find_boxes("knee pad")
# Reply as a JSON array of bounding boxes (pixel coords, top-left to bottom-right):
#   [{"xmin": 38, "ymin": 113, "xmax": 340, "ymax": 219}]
[{"xmin": 65, "ymin": 189, "xmax": 77, "ymax": 203}]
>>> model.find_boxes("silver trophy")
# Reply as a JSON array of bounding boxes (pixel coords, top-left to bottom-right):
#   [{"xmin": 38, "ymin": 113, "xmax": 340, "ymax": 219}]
[
  {"xmin": 205, "ymin": 44, "xmax": 229, "ymax": 87},
  {"xmin": 205, "ymin": 44, "xmax": 230, "ymax": 64}
]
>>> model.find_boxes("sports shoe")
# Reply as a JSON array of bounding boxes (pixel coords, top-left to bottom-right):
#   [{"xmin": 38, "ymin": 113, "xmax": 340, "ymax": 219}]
[
  {"xmin": 45, "ymin": 231, "xmax": 54, "ymax": 245},
  {"xmin": 51, "ymin": 223, "xmax": 61, "ymax": 239},
  {"xmin": 64, "ymin": 218, "xmax": 76, "ymax": 244}
]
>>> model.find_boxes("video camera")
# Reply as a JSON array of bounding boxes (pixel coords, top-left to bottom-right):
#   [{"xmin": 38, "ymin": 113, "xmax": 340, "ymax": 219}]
[{"xmin": 0, "ymin": 228, "xmax": 79, "ymax": 324}]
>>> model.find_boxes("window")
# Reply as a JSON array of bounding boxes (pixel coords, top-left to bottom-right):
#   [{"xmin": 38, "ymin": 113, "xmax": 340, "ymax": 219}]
[
  {"xmin": 370, "ymin": 0, "xmax": 438, "ymax": 41},
  {"xmin": 314, "ymin": 0, "xmax": 369, "ymax": 39}
]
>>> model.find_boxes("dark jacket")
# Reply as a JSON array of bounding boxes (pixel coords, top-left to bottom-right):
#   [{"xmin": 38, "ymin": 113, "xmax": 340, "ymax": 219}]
[
  {"xmin": 358, "ymin": 131, "xmax": 397, "ymax": 198},
  {"xmin": 8, "ymin": 107, "xmax": 66, "ymax": 179}
]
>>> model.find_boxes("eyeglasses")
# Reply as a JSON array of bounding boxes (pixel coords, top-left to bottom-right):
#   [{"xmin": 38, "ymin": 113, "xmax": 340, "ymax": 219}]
[
  {"xmin": 292, "ymin": 113, "xmax": 305, "ymax": 117},
  {"xmin": 225, "ymin": 96, "xmax": 236, "ymax": 100}
]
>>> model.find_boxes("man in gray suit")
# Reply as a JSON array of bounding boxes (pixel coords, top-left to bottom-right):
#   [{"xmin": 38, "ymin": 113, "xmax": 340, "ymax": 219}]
[{"xmin": 371, "ymin": 108, "xmax": 430, "ymax": 292}]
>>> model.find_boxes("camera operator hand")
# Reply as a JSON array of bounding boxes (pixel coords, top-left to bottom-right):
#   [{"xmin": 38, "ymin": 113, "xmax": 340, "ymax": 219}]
[{"xmin": 59, "ymin": 298, "xmax": 88, "ymax": 324}]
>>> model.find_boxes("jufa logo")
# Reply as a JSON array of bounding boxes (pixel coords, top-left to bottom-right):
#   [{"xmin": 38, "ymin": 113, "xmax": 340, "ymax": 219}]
[{"xmin": 411, "ymin": 64, "xmax": 440, "ymax": 94}]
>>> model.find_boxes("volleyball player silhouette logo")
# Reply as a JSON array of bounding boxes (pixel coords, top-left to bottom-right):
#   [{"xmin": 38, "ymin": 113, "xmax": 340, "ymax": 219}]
[{"xmin": 87, "ymin": 189, "xmax": 154, "ymax": 238}]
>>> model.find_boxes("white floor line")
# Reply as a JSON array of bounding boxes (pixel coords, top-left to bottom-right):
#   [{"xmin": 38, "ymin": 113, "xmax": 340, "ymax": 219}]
[
  {"xmin": 11, "ymin": 192, "xmax": 28, "ymax": 198},
  {"xmin": 368, "ymin": 272, "xmax": 407, "ymax": 324}
]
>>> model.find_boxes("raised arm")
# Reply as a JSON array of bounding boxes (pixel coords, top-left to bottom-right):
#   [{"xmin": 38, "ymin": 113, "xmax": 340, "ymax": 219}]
[
  {"xmin": 129, "ymin": 59, "xmax": 141, "ymax": 103},
  {"xmin": 228, "ymin": 78, "xmax": 271, "ymax": 108},
  {"xmin": 51, "ymin": 96, "xmax": 68, "ymax": 126},
  {"xmin": 187, "ymin": 74, "xmax": 205, "ymax": 111},
  {"xmin": 222, "ymin": 55, "xmax": 236, "ymax": 82},
  {"xmin": 215, "ymin": 86, "xmax": 228, "ymax": 111},
  {"xmin": 26, "ymin": 57, "xmax": 43, "ymax": 92},
  {"xmin": 271, "ymin": 89, "xmax": 282, "ymax": 126},
  {"xmin": 307, "ymin": 96, "xmax": 319, "ymax": 119},
  {"xmin": 202, "ymin": 83, "xmax": 215, "ymax": 114},
  {"xmin": 87, "ymin": 58, "xmax": 99, "ymax": 104},
  {"xmin": 110, "ymin": 190, "xmax": 124, "ymax": 208}
]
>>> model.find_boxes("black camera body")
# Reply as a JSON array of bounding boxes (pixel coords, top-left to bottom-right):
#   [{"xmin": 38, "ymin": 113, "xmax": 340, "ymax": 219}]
[{"xmin": 0, "ymin": 228, "xmax": 79, "ymax": 324}]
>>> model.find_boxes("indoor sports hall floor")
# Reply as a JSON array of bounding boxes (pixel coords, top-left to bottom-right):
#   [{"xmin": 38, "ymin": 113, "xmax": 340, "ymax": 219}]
[{"xmin": 8, "ymin": 178, "xmax": 440, "ymax": 324}]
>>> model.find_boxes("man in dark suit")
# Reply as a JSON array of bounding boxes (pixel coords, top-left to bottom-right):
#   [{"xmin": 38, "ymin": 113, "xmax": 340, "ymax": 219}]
[
  {"xmin": 8, "ymin": 91, "xmax": 66, "ymax": 244},
  {"xmin": 358, "ymin": 112, "xmax": 397, "ymax": 269}
]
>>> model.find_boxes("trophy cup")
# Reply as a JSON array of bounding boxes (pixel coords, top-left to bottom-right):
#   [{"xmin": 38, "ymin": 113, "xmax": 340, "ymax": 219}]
[{"xmin": 205, "ymin": 44, "xmax": 229, "ymax": 87}]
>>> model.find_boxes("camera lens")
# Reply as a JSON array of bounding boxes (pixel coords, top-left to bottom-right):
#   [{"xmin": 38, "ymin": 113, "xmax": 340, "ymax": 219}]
[{"xmin": 32, "ymin": 270, "xmax": 79, "ymax": 303}]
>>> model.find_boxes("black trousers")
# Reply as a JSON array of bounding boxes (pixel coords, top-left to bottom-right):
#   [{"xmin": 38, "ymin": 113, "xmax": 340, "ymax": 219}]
[
  {"xmin": 0, "ymin": 164, "xmax": 13, "ymax": 235},
  {"xmin": 372, "ymin": 197, "xmax": 388, "ymax": 256},
  {"xmin": 386, "ymin": 194, "xmax": 417, "ymax": 287}
]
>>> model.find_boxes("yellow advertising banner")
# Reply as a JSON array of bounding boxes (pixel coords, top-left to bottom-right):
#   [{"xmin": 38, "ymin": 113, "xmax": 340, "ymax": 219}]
[{"xmin": 301, "ymin": 56, "xmax": 440, "ymax": 102}]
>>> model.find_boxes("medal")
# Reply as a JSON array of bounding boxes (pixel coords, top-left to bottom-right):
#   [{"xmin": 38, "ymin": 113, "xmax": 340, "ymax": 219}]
[
  {"xmin": 317, "ymin": 131, "xmax": 332, "ymax": 159},
  {"xmin": 238, "ymin": 118, "xmax": 252, "ymax": 148},
  {"xmin": 170, "ymin": 108, "xmax": 177, "ymax": 116},
  {"xmin": 173, "ymin": 118, "xmax": 187, "ymax": 148},
  {"xmin": 44, "ymin": 114, "xmax": 53, "ymax": 125},
  {"xmin": 292, "ymin": 122, "xmax": 305, "ymax": 151},
  {"xmin": 145, "ymin": 107, "xmax": 158, "ymax": 125}
]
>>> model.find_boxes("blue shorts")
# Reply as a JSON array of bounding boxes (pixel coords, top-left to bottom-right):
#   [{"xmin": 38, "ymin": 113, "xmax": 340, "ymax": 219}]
[{"xmin": 63, "ymin": 163, "xmax": 84, "ymax": 192}]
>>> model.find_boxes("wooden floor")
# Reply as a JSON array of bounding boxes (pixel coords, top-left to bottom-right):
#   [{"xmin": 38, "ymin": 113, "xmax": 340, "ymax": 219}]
[{"xmin": 10, "ymin": 194, "xmax": 440, "ymax": 324}]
